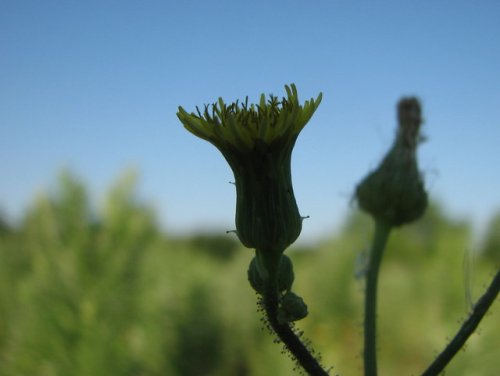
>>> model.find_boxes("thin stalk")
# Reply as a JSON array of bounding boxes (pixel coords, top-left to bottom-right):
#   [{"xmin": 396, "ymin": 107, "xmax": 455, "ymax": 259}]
[
  {"xmin": 262, "ymin": 279, "xmax": 329, "ymax": 376},
  {"xmin": 364, "ymin": 220, "xmax": 392, "ymax": 376},
  {"xmin": 421, "ymin": 270, "xmax": 500, "ymax": 376}
]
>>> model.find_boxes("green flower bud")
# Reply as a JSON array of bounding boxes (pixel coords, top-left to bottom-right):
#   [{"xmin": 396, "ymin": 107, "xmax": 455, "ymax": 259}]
[
  {"xmin": 247, "ymin": 254, "xmax": 295, "ymax": 294},
  {"xmin": 355, "ymin": 97, "xmax": 428, "ymax": 226},
  {"xmin": 178, "ymin": 85, "xmax": 322, "ymax": 257},
  {"xmin": 277, "ymin": 291, "xmax": 308, "ymax": 324}
]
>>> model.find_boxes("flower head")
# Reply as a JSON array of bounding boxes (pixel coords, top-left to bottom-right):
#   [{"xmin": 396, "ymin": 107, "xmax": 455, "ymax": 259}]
[
  {"xmin": 177, "ymin": 85, "xmax": 322, "ymax": 258},
  {"xmin": 355, "ymin": 97, "xmax": 428, "ymax": 226},
  {"xmin": 177, "ymin": 84, "xmax": 321, "ymax": 153}
]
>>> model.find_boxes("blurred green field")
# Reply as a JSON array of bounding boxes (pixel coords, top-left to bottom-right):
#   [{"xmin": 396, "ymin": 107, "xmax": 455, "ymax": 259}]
[{"xmin": 0, "ymin": 171, "xmax": 498, "ymax": 376}]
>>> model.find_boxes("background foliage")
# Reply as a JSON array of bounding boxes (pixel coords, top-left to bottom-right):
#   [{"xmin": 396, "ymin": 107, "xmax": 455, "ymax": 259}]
[{"xmin": 0, "ymin": 171, "xmax": 498, "ymax": 376}]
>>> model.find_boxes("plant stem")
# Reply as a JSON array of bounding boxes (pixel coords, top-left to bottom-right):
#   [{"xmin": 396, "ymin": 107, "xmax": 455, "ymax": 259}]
[
  {"xmin": 262, "ymin": 280, "xmax": 329, "ymax": 376},
  {"xmin": 421, "ymin": 270, "xmax": 500, "ymax": 376},
  {"xmin": 364, "ymin": 220, "xmax": 392, "ymax": 376}
]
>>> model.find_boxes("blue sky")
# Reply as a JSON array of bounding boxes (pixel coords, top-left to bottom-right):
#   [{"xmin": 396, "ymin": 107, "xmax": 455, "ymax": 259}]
[{"xmin": 1, "ymin": 1, "xmax": 500, "ymax": 243}]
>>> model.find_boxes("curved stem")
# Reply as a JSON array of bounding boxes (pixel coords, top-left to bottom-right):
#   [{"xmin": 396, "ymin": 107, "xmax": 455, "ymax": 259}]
[
  {"xmin": 262, "ymin": 279, "xmax": 329, "ymax": 376},
  {"xmin": 421, "ymin": 270, "xmax": 500, "ymax": 376},
  {"xmin": 364, "ymin": 221, "xmax": 392, "ymax": 376}
]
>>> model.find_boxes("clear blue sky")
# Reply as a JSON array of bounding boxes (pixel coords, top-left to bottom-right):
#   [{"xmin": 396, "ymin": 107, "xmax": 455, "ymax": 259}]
[{"xmin": 1, "ymin": 1, "xmax": 500, "ymax": 243}]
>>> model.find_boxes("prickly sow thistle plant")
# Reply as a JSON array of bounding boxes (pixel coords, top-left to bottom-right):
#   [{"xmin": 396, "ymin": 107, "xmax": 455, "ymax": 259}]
[{"xmin": 178, "ymin": 85, "xmax": 329, "ymax": 375}]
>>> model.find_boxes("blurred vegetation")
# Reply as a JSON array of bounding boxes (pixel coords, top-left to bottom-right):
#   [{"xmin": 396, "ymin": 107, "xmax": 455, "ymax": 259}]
[{"xmin": 0, "ymin": 171, "xmax": 498, "ymax": 375}]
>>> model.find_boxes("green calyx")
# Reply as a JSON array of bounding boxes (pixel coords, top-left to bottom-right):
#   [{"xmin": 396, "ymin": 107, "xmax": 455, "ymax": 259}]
[
  {"xmin": 232, "ymin": 139, "xmax": 303, "ymax": 252},
  {"xmin": 356, "ymin": 97, "xmax": 428, "ymax": 227}
]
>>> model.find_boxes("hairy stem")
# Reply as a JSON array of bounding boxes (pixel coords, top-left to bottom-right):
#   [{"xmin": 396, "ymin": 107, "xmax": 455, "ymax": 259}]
[
  {"xmin": 262, "ymin": 279, "xmax": 329, "ymax": 376},
  {"xmin": 364, "ymin": 220, "xmax": 392, "ymax": 376},
  {"xmin": 421, "ymin": 270, "xmax": 500, "ymax": 376}
]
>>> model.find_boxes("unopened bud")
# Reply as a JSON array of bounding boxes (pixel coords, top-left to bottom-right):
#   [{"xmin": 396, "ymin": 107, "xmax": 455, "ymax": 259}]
[
  {"xmin": 247, "ymin": 254, "xmax": 295, "ymax": 294},
  {"xmin": 355, "ymin": 97, "xmax": 428, "ymax": 226},
  {"xmin": 277, "ymin": 291, "xmax": 308, "ymax": 324}
]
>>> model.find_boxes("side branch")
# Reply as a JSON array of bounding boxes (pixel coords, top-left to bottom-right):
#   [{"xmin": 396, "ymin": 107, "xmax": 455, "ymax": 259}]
[{"xmin": 421, "ymin": 270, "xmax": 500, "ymax": 376}]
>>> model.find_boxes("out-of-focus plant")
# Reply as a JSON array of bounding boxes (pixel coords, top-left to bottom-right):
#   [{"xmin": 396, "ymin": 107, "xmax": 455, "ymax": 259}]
[
  {"xmin": 0, "ymin": 171, "xmax": 158, "ymax": 375},
  {"xmin": 354, "ymin": 98, "xmax": 499, "ymax": 376},
  {"xmin": 354, "ymin": 98, "xmax": 428, "ymax": 376}
]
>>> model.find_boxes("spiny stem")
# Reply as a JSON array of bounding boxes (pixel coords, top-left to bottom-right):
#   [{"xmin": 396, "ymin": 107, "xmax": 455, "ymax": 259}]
[
  {"xmin": 421, "ymin": 270, "xmax": 500, "ymax": 376},
  {"xmin": 262, "ymin": 280, "xmax": 329, "ymax": 376},
  {"xmin": 364, "ymin": 220, "xmax": 392, "ymax": 376}
]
